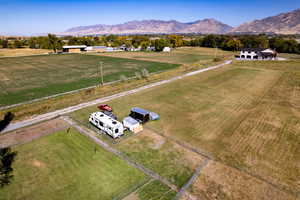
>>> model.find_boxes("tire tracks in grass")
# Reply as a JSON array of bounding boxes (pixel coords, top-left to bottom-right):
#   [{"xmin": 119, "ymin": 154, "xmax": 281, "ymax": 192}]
[{"xmin": 145, "ymin": 124, "xmax": 299, "ymax": 198}]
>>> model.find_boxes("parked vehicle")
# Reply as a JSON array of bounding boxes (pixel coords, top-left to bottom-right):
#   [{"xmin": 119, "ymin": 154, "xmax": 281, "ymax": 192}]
[
  {"xmin": 102, "ymin": 110, "xmax": 117, "ymax": 120},
  {"xmin": 89, "ymin": 112, "xmax": 124, "ymax": 138},
  {"xmin": 129, "ymin": 107, "xmax": 150, "ymax": 124},
  {"xmin": 97, "ymin": 104, "xmax": 113, "ymax": 112}
]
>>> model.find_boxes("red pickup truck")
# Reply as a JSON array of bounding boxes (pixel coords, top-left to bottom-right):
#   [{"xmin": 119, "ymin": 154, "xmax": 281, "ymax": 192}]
[{"xmin": 97, "ymin": 104, "xmax": 113, "ymax": 112}]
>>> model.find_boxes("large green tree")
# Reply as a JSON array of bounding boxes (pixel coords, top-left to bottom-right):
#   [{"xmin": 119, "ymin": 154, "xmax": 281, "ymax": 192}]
[
  {"xmin": 154, "ymin": 39, "xmax": 170, "ymax": 51},
  {"xmin": 0, "ymin": 147, "xmax": 17, "ymax": 188},
  {"xmin": 48, "ymin": 34, "xmax": 62, "ymax": 53}
]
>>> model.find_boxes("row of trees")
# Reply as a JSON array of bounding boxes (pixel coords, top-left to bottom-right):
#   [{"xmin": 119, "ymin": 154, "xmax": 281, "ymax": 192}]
[
  {"xmin": 1, "ymin": 34, "xmax": 300, "ymax": 54},
  {"xmin": 187, "ymin": 34, "xmax": 300, "ymax": 53}
]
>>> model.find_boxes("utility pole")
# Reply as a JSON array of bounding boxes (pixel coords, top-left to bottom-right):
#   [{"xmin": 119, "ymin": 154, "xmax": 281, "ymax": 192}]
[
  {"xmin": 214, "ymin": 46, "xmax": 218, "ymax": 58},
  {"xmin": 99, "ymin": 61, "xmax": 104, "ymax": 86}
]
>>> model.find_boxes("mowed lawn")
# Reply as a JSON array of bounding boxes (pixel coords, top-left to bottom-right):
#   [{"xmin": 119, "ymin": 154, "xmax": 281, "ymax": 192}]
[
  {"xmin": 70, "ymin": 60, "xmax": 300, "ymax": 196},
  {"xmin": 0, "ymin": 54, "xmax": 179, "ymax": 106},
  {"xmin": 0, "ymin": 128, "xmax": 148, "ymax": 200}
]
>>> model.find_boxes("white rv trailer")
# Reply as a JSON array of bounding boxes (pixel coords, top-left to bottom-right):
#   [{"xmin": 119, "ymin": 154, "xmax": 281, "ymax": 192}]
[{"xmin": 89, "ymin": 112, "xmax": 124, "ymax": 138}]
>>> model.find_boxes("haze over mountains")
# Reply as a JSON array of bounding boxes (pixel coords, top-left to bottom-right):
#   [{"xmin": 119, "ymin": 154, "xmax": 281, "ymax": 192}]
[
  {"xmin": 63, "ymin": 19, "xmax": 233, "ymax": 35},
  {"xmin": 62, "ymin": 9, "xmax": 300, "ymax": 35},
  {"xmin": 231, "ymin": 8, "xmax": 300, "ymax": 34}
]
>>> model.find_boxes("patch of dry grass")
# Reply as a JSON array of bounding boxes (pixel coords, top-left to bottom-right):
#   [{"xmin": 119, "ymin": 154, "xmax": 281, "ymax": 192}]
[
  {"xmin": 0, "ymin": 48, "xmax": 50, "ymax": 57},
  {"xmin": 188, "ymin": 161, "xmax": 297, "ymax": 200}
]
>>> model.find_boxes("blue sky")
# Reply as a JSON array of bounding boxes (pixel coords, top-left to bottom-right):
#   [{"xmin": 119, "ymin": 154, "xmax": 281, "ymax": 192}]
[{"xmin": 0, "ymin": 0, "xmax": 299, "ymax": 35}]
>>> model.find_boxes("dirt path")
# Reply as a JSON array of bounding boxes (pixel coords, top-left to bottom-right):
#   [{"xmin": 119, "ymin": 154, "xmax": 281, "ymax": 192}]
[
  {"xmin": 1, "ymin": 60, "xmax": 232, "ymax": 134},
  {"xmin": 0, "ymin": 118, "xmax": 70, "ymax": 148},
  {"xmin": 174, "ymin": 159, "xmax": 210, "ymax": 200},
  {"xmin": 60, "ymin": 116, "xmax": 178, "ymax": 192}
]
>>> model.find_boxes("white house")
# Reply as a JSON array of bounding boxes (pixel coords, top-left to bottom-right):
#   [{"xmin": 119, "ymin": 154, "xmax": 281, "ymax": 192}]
[
  {"xmin": 89, "ymin": 112, "xmax": 124, "ymax": 138},
  {"xmin": 238, "ymin": 48, "xmax": 277, "ymax": 60},
  {"xmin": 163, "ymin": 47, "xmax": 171, "ymax": 52}
]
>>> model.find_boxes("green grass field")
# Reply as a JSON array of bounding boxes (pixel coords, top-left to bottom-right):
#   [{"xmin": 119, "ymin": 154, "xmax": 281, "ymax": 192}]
[
  {"xmin": 69, "ymin": 60, "xmax": 300, "ymax": 197},
  {"xmin": 0, "ymin": 53, "xmax": 179, "ymax": 106},
  {"xmin": 0, "ymin": 128, "xmax": 148, "ymax": 200}
]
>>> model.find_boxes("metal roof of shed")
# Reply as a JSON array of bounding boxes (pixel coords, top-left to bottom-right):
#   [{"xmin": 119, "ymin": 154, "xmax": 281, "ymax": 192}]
[
  {"xmin": 63, "ymin": 45, "xmax": 87, "ymax": 49},
  {"xmin": 131, "ymin": 107, "xmax": 150, "ymax": 115}
]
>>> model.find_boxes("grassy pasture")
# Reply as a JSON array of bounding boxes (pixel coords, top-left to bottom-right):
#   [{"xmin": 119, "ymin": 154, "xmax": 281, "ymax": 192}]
[
  {"xmin": 124, "ymin": 180, "xmax": 177, "ymax": 200},
  {"xmin": 0, "ymin": 54, "xmax": 179, "ymax": 106},
  {"xmin": 116, "ymin": 129, "xmax": 206, "ymax": 187},
  {"xmin": 69, "ymin": 60, "xmax": 300, "ymax": 196},
  {"xmin": 95, "ymin": 47, "xmax": 234, "ymax": 64},
  {"xmin": 0, "ymin": 128, "xmax": 148, "ymax": 200}
]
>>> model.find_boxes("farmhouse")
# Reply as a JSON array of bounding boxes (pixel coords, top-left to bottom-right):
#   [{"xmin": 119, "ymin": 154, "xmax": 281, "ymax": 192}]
[
  {"xmin": 62, "ymin": 45, "xmax": 87, "ymax": 53},
  {"xmin": 238, "ymin": 48, "xmax": 277, "ymax": 60}
]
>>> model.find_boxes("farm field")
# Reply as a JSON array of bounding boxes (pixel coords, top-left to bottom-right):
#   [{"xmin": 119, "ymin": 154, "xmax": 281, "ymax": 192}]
[
  {"xmin": 0, "ymin": 128, "xmax": 149, "ymax": 200},
  {"xmin": 0, "ymin": 54, "xmax": 179, "ymax": 106},
  {"xmin": 69, "ymin": 60, "xmax": 300, "ymax": 198},
  {"xmin": 93, "ymin": 47, "xmax": 234, "ymax": 64},
  {"xmin": 0, "ymin": 48, "xmax": 50, "ymax": 57}
]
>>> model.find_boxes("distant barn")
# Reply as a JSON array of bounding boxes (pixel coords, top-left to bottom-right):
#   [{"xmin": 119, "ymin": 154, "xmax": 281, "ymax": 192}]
[{"xmin": 62, "ymin": 45, "xmax": 87, "ymax": 53}]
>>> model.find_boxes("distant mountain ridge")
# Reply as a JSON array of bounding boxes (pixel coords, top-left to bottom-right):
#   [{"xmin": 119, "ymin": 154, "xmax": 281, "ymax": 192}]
[
  {"xmin": 231, "ymin": 8, "xmax": 300, "ymax": 34},
  {"xmin": 62, "ymin": 8, "xmax": 300, "ymax": 35},
  {"xmin": 63, "ymin": 19, "xmax": 233, "ymax": 35}
]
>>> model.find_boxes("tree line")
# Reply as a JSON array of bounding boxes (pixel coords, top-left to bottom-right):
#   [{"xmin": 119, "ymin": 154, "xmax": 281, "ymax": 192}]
[{"xmin": 0, "ymin": 34, "xmax": 299, "ymax": 54}]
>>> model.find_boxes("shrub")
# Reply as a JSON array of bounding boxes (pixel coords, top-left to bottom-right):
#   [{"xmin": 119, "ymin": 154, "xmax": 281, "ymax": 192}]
[
  {"xmin": 135, "ymin": 71, "xmax": 142, "ymax": 80},
  {"xmin": 141, "ymin": 68, "xmax": 150, "ymax": 78},
  {"xmin": 213, "ymin": 57, "xmax": 223, "ymax": 62},
  {"xmin": 120, "ymin": 74, "xmax": 128, "ymax": 82}
]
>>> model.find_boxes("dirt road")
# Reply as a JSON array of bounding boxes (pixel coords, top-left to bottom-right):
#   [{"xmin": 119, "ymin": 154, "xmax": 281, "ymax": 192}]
[{"xmin": 1, "ymin": 60, "xmax": 232, "ymax": 134}]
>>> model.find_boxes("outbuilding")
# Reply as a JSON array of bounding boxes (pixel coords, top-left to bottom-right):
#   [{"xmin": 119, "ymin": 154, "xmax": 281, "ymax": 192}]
[
  {"xmin": 123, "ymin": 116, "xmax": 143, "ymax": 133},
  {"xmin": 85, "ymin": 46, "xmax": 107, "ymax": 52},
  {"xmin": 129, "ymin": 107, "xmax": 150, "ymax": 124},
  {"xmin": 63, "ymin": 45, "xmax": 87, "ymax": 53}
]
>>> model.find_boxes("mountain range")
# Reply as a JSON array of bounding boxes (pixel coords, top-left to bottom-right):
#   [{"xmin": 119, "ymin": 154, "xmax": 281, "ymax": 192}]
[{"xmin": 62, "ymin": 8, "xmax": 300, "ymax": 35}]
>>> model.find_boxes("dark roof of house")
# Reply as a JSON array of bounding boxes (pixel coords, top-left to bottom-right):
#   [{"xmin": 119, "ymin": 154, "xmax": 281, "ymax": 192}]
[
  {"xmin": 259, "ymin": 52, "xmax": 276, "ymax": 56},
  {"xmin": 241, "ymin": 48, "xmax": 268, "ymax": 52}
]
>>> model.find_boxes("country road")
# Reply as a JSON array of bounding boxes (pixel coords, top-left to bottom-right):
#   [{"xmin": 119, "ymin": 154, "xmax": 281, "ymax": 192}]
[{"xmin": 1, "ymin": 60, "xmax": 232, "ymax": 134}]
